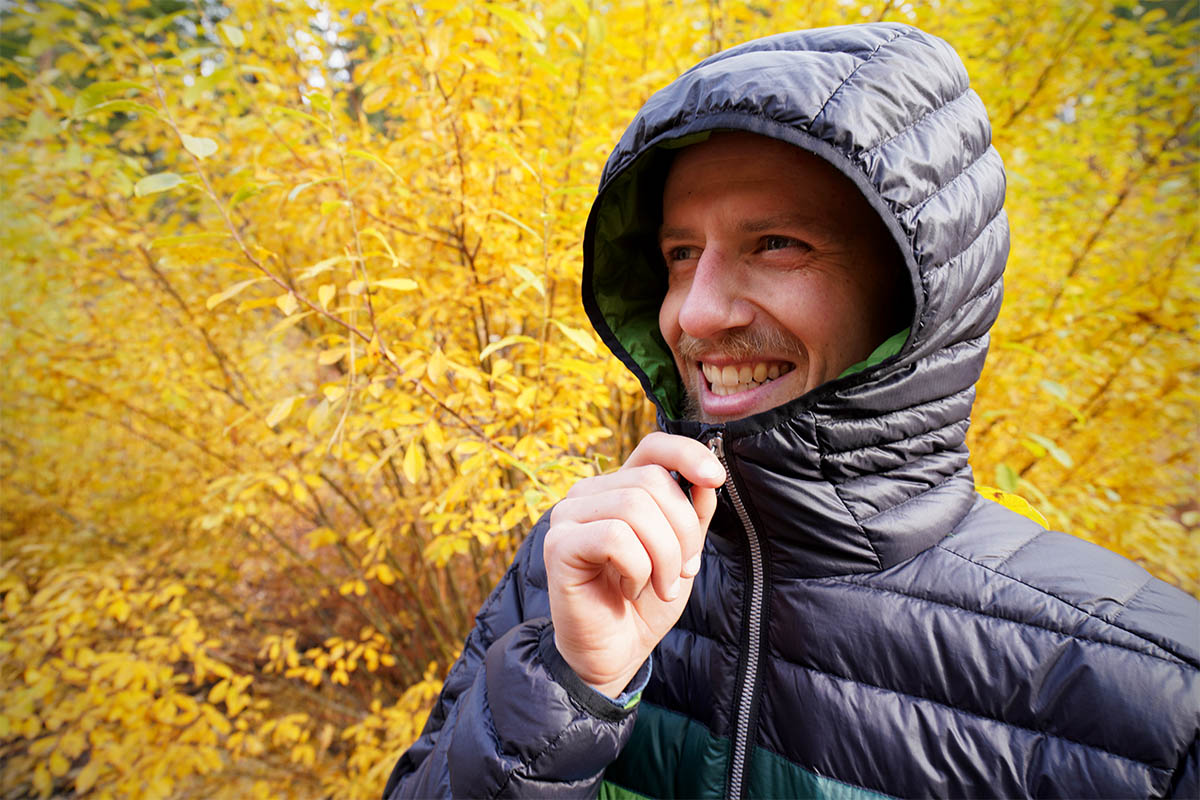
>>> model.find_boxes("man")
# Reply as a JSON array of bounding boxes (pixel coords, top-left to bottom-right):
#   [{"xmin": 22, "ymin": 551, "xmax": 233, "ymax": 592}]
[{"xmin": 385, "ymin": 23, "xmax": 1199, "ymax": 798}]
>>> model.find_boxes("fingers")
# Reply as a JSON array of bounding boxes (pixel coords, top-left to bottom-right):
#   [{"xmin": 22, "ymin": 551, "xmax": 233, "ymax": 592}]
[
  {"xmin": 546, "ymin": 518, "xmax": 655, "ymax": 601},
  {"xmin": 551, "ymin": 433, "xmax": 727, "ymax": 602},
  {"xmin": 624, "ymin": 431, "xmax": 726, "ymax": 489},
  {"xmin": 553, "ymin": 488, "xmax": 690, "ymax": 601}
]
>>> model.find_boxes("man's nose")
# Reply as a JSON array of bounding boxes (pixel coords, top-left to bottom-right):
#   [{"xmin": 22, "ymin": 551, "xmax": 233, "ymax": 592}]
[{"xmin": 675, "ymin": 249, "xmax": 753, "ymax": 339}]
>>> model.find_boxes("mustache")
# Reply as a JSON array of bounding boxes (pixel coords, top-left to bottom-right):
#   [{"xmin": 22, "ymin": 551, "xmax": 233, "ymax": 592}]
[{"xmin": 675, "ymin": 326, "xmax": 805, "ymax": 363}]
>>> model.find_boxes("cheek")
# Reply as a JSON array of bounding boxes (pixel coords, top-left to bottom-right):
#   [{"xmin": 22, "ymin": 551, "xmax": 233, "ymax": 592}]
[{"xmin": 658, "ymin": 290, "xmax": 683, "ymax": 350}]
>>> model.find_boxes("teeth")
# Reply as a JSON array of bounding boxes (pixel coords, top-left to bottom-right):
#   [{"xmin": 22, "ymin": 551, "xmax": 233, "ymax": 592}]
[{"xmin": 702, "ymin": 360, "xmax": 793, "ymax": 395}]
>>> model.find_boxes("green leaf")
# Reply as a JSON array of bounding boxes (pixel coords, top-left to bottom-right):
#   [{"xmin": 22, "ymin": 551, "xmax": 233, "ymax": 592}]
[
  {"xmin": 346, "ymin": 149, "xmax": 397, "ymax": 178},
  {"xmin": 1038, "ymin": 380, "xmax": 1068, "ymax": 401},
  {"xmin": 1025, "ymin": 433, "xmax": 1073, "ymax": 468},
  {"xmin": 511, "ymin": 264, "xmax": 545, "ymax": 298},
  {"xmin": 75, "ymin": 99, "xmax": 158, "ymax": 118},
  {"xmin": 73, "ymin": 80, "xmax": 146, "ymax": 116},
  {"xmin": 287, "ymin": 177, "xmax": 337, "ymax": 203},
  {"xmin": 134, "ymin": 172, "xmax": 182, "ymax": 197},
  {"xmin": 995, "ymin": 463, "xmax": 1019, "ymax": 493},
  {"xmin": 144, "ymin": 9, "xmax": 189, "ymax": 38},
  {"xmin": 181, "ymin": 134, "xmax": 218, "ymax": 159},
  {"xmin": 270, "ymin": 106, "xmax": 328, "ymax": 128}
]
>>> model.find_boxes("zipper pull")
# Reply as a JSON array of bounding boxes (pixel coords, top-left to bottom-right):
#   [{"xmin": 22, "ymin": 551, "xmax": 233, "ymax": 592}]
[{"xmin": 708, "ymin": 432, "xmax": 724, "ymax": 460}]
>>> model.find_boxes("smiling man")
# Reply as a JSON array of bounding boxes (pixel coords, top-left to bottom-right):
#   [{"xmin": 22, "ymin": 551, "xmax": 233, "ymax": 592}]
[
  {"xmin": 385, "ymin": 23, "xmax": 1199, "ymax": 799},
  {"xmin": 659, "ymin": 133, "xmax": 908, "ymax": 422}
]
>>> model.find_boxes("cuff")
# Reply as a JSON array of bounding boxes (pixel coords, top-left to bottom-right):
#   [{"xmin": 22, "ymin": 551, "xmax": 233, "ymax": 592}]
[{"xmin": 536, "ymin": 623, "xmax": 652, "ymax": 722}]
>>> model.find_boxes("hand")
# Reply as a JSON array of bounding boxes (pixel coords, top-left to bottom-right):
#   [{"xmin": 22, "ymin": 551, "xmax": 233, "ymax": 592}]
[{"xmin": 544, "ymin": 432, "xmax": 725, "ymax": 698}]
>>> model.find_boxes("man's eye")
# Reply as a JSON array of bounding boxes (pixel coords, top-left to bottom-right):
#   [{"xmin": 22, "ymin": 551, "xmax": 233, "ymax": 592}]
[
  {"xmin": 763, "ymin": 235, "xmax": 798, "ymax": 251},
  {"xmin": 666, "ymin": 246, "xmax": 698, "ymax": 262}
]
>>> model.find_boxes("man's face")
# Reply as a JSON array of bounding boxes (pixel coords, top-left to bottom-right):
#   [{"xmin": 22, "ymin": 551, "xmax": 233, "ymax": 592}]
[{"xmin": 658, "ymin": 132, "xmax": 906, "ymax": 423}]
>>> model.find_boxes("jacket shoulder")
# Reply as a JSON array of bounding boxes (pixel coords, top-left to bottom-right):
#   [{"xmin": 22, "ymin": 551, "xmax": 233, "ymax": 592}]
[{"xmin": 938, "ymin": 496, "xmax": 1200, "ymax": 669}]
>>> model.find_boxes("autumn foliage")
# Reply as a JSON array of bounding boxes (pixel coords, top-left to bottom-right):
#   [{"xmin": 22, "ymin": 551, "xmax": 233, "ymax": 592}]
[{"xmin": 1, "ymin": 0, "xmax": 1196, "ymax": 797}]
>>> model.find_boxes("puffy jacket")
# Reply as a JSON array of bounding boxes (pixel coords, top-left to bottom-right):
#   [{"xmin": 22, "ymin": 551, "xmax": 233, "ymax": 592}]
[{"xmin": 384, "ymin": 23, "xmax": 1200, "ymax": 799}]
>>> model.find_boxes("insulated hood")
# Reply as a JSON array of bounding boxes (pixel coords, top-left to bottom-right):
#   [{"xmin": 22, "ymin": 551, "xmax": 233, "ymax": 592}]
[{"xmin": 581, "ymin": 23, "xmax": 1009, "ymax": 575}]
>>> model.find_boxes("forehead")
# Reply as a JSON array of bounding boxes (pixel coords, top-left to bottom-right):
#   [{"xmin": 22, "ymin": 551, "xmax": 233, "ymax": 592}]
[{"xmin": 661, "ymin": 131, "xmax": 870, "ymax": 223}]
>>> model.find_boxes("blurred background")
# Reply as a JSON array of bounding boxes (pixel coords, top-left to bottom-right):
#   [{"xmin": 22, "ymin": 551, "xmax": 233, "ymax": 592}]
[{"xmin": 1, "ymin": 0, "xmax": 1195, "ymax": 796}]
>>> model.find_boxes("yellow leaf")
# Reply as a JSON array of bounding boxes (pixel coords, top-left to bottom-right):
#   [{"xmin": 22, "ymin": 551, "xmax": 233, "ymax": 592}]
[
  {"xmin": 318, "ymin": 283, "xmax": 336, "ymax": 310},
  {"xmin": 219, "ymin": 21, "xmax": 245, "ymax": 48},
  {"xmin": 266, "ymin": 396, "xmax": 297, "ymax": 428},
  {"xmin": 976, "ymin": 486, "xmax": 1049, "ymax": 528},
  {"xmin": 376, "ymin": 278, "xmax": 418, "ymax": 291},
  {"xmin": 207, "ymin": 278, "xmax": 262, "ymax": 310},
  {"xmin": 375, "ymin": 563, "xmax": 396, "ymax": 585},
  {"xmin": 479, "ymin": 334, "xmax": 537, "ymax": 362},
  {"xmin": 208, "ymin": 678, "xmax": 230, "ymax": 704},
  {"xmin": 276, "ymin": 292, "xmax": 299, "ymax": 316},
  {"xmin": 551, "ymin": 319, "xmax": 598, "ymax": 356},
  {"xmin": 75, "ymin": 759, "xmax": 101, "ymax": 793},
  {"xmin": 318, "ymin": 348, "xmax": 347, "ymax": 366},
  {"xmin": 307, "ymin": 527, "xmax": 337, "ymax": 549},
  {"xmin": 34, "ymin": 763, "xmax": 51, "ymax": 796},
  {"xmin": 428, "ymin": 348, "xmax": 450, "ymax": 383},
  {"xmin": 402, "ymin": 438, "xmax": 426, "ymax": 484}
]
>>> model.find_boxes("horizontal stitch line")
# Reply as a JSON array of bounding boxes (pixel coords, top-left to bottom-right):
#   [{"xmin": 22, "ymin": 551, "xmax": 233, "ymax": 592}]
[
  {"xmin": 921, "ymin": 210, "xmax": 1007, "ymax": 274},
  {"xmin": 821, "ymin": 416, "xmax": 968, "ymax": 459},
  {"xmin": 994, "ymin": 528, "xmax": 1047, "ymax": 571},
  {"xmin": 825, "ymin": 567, "xmax": 1182, "ymax": 666},
  {"xmin": 847, "ymin": 463, "xmax": 971, "ymax": 525},
  {"xmin": 770, "ymin": 649, "xmax": 1172, "ymax": 776},
  {"xmin": 813, "ymin": 28, "xmax": 915, "ymax": 124},
  {"xmin": 942, "ymin": 275, "xmax": 1003, "ymax": 323},
  {"xmin": 815, "ymin": 380, "xmax": 976, "ymax": 444},
  {"xmin": 1110, "ymin": 577, "xmax": 1155, "ymax": 627},
  {"xmin": 936, "ymin": 544, "xmax": 1198, "ymax": 669},
  {"xmin": 864, "ymin": 86, "xmax": 974, "ymax": 154},
  {"xmin": 907, "ymin": 146, "xmax": 998, "ymax": 219}
]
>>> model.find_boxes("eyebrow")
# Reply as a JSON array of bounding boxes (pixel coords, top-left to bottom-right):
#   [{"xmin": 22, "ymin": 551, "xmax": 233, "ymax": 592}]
[{"xmin": 658, "ymin": 213, "xmax": 830, "ymax": 243}]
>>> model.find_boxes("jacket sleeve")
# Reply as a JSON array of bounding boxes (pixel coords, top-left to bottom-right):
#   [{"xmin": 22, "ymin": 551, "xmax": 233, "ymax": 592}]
[{"xmin": 382, "ymin": 512, "xmax": 649, "ymax": 799}]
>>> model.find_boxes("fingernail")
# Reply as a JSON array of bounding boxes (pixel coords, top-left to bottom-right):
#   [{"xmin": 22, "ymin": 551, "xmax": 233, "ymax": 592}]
[
  {"xmin": 681, "ymin": 553, "xmax": 702, "ymax": 577},
  {"xmin": 665, "ymin": 578, "xmax": 681, "ymax": 601}
]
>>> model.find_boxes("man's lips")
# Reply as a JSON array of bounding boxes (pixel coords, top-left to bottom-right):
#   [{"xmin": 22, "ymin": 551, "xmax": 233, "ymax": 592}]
[{"xmin": 700, "ymin": 360, "xmax": 795, "ymax": 396}]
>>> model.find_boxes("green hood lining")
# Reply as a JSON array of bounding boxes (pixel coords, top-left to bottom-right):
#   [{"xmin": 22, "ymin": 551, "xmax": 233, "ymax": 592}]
[{"xmin": 589, "ymin": 129, "xmax": 910, "ymax": 420}]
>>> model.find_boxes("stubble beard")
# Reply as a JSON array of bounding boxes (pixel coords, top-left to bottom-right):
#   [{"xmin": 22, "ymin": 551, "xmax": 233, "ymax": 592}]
[{"xmin": 674, "ymin": 326, "xmax": 807, "ymax": 422}]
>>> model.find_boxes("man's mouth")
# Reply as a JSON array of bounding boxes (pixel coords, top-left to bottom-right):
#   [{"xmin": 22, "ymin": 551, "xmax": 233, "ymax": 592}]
[{"xmin": 700, "ymin": 361, "xmax": 794, "ymax": 396}]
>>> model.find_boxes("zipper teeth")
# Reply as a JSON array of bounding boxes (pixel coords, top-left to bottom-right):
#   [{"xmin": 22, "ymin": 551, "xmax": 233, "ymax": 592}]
[{"xmin": 710, "ymin": 434, "xmax": 764, "ymax": 800}]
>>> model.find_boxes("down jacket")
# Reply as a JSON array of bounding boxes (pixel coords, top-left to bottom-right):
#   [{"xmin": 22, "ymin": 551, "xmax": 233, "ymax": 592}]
[{"xmin": 384, "ymin": 23, "xmax": 1200, "ymax": 799}]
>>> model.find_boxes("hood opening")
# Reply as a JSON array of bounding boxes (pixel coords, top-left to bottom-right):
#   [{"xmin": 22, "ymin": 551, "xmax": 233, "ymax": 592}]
[{"xmin": 584, "ymin": 122, "xmax": 918, "ymax": 425}]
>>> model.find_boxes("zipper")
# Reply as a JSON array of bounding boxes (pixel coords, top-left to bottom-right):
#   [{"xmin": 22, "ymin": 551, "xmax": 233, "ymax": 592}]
[{"xmin": 708, "ymin": 432, "xmax": 767, "ymax": 800}]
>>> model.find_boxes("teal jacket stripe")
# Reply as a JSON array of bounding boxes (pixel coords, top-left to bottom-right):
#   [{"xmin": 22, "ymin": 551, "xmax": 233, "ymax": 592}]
[{"xmin": 604, "ymin": 703, "xmax": 893, "ymax": 799}]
